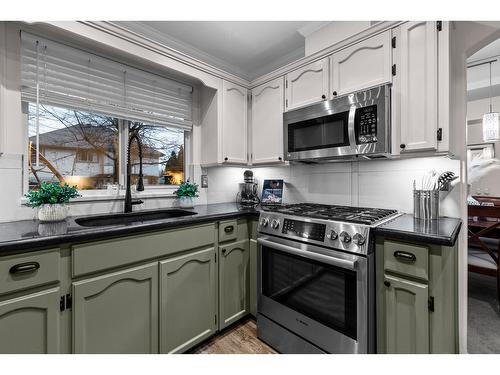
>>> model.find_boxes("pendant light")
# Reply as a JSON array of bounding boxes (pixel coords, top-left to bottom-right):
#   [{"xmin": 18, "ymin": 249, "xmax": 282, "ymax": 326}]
[{"xmin": 483, "ymin": 60, "xmax": 499, "ymax": 142}]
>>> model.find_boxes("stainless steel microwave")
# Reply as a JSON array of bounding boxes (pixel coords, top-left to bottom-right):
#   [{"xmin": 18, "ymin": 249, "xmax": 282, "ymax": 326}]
[{"xmin": 283, "ymin": 84, "xmax": 391, "ymax": 162}]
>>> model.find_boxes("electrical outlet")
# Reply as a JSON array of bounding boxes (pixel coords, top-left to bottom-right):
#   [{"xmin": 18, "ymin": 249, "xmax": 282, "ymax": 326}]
[{"xmin": 201, "ymin": 174, "xmax": 208, "ymax": 188}]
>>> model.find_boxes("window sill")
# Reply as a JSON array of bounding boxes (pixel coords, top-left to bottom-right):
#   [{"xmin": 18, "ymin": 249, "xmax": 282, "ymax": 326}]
[{"xmin": 21, "ymin": 188, "xmax": 178, "ymax": 206}]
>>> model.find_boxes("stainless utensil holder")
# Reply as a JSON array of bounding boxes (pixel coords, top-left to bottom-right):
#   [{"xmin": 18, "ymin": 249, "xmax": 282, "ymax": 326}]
[{"xmin": 413, "ymin": 190, "xmax": 439, "ymax": 220}]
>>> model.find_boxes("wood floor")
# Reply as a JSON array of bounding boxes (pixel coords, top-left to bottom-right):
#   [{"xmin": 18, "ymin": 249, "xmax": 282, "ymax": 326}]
[{"xmin": 190, "ymin": 318, "xmax": 278, "ymax": 354}]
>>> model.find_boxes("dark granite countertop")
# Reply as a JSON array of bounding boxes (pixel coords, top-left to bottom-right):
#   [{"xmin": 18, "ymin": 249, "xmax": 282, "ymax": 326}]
[
  {"xmin": 0, "ymin": 203, "xmax": 260, "ymax": 256},
  {"xmin": 375, "ymin": 214, "xmax": 462, "ymax": 247}
]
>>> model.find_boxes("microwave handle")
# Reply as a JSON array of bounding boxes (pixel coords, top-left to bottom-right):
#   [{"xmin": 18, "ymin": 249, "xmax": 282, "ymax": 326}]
[
  {"xmin": 347, "ymin": 105, "xmax": 357, "ymax": 147},
  {"xmin": 257, "ymin": 237, "xmax": 358, "ymax": 270}
]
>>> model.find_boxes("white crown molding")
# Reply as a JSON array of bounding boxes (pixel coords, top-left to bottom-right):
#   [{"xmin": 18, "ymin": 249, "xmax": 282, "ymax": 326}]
[
  {"xmin": 80, "ymin": 21, "xmax": 251, "ymax": 87},
  {"xmin": 39, "ymin": 21, "xmax": 403, "ymax": 91}
]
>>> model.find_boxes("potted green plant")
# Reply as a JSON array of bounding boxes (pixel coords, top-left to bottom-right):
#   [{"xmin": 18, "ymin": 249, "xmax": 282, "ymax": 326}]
[
  {"xmin": 173, "ymin": 180, "xmax": 199, "ymax": 208},
  {"xmin": 25, "ymin": 182, "xmax": 80, "ymax": 222}
]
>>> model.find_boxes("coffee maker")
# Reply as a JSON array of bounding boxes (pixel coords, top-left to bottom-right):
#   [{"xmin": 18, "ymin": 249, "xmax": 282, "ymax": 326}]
[{"xmin": 236, "ymin": 170, "xmax": 260, "ymax": 207}]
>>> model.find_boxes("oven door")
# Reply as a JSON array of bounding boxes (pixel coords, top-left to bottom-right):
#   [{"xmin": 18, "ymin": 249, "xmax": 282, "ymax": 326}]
[{"xmin": 257, "ymin": 236, "xmax": 368, "ymax": 353}]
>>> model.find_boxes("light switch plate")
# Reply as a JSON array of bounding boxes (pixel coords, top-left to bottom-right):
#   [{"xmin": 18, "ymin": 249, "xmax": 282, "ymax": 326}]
[{"xmin": 201, "ymin": 174, "xmax": 208, "ymax": 188}]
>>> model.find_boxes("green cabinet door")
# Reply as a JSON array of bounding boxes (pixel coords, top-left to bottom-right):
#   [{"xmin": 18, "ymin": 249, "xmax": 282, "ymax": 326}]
[
  {"xmin": 384, "ymin": 274, "xmax": 429, "ymax": 354},
  {"xmin": 219, "ymin": 239, "xmax": 250, "ymax": 329},
  {"xmin": 0, "ymin": 287, "xmax": 60, "ymax": 353},
  {"xmin": 72, "ymin": 262, "xmax": 158, "ymax": 354},
  {"xmin": 249, "ymin": 239, "xmax": 257, "ymax": 317},
  {"xmin": 159, "ymin": 247, "xmax": 217, "ymax": 353}
]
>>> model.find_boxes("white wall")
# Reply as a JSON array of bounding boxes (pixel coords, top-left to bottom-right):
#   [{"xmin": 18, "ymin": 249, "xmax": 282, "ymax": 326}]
[
  {"xmin": 207, "ymin": 156, "xmax": 461, "ymax": 217},
  {"xmin": 304, "ymin": 21, "xmax": 372, "ymax": 56}
]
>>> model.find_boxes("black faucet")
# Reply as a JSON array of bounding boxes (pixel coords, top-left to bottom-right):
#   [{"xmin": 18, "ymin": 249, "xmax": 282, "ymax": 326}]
[{"xmin": 124, "ymin": 131, "xmax": 145, "ymax": 213}]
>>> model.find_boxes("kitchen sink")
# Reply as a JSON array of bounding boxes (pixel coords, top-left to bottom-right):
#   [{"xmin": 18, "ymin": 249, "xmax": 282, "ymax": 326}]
[{"xmin": 74, "ymin": 209, "xmax": 197, "ymax": 227}]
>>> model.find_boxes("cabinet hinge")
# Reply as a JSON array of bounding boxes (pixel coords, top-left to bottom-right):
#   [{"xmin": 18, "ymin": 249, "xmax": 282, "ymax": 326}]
[
  {"xmin": 392, "ymin": 64, "xmax": 396, "ymax": 76},
  {"xmin": 215, "ymin": 315, "xmax": 217, "ymax": 325},
  {"xmin": 437, "ymin": 127, "xmax": 443, "ymax": 141},
  {"xmin": 214, "ymin": 252, "xmax": 217, "ymax": 263},
  {"xmin": 59, "ymin": 294, "xmax": 72, "ymax": 312},
  {"xmin": 428, "ymin": 296, "xmax": 435, "ymax": 312},
  {"xmin": 391, "ymin": 36, "xmax": 396, "ymax": 48},
  {"xmin": 437, "ymin": 21, "xmax": 442, "ymax": 32},
  {"xmin": 285, "ymin": 99, "xmax": 288, "ymax": 108},
  {"xmin": 285, "ymin": 80, "xmax": 288, "ymax": 88},
  {"xmin": 59, "ymin": 296, "xmax": 65, "ymax": 312}
]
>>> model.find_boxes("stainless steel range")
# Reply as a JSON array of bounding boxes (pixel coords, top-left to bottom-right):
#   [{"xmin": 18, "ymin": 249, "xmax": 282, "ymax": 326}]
[{"xmin": 256, "ymin": 203, "xmax": 400, "ymax": 354}]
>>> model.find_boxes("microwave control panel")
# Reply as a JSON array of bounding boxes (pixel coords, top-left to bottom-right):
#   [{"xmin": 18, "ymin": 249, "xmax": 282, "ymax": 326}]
[{"xmin": 355, "ymin": 105, "xmax": 378, "ymax": 144}]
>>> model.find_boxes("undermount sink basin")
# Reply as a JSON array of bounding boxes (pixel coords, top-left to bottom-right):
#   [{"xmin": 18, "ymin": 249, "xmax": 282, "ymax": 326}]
[{"xmin": 74, "ymin": 209, "xmax": 197, "ymax": 227}]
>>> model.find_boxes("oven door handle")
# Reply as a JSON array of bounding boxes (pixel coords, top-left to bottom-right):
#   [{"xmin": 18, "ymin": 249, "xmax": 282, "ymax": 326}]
[{"xmin": 257, "ymin": 238, "xmax": 358, "ymax": 270}]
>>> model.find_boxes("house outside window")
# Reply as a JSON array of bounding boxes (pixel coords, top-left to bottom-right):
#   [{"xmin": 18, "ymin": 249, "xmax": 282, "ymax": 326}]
[{"xmin": 27, "ymin": 103, "xmax": 186, "ymax": 191}]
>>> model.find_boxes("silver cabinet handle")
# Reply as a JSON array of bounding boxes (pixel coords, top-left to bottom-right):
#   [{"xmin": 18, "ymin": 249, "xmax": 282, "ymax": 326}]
[
  {"xmin": 9, "ymin": 261, "xmax": 40, "ymax": 274},
  {"xmin": 393, "ymin": 251, "xmax": 416, "ymax": 263}
]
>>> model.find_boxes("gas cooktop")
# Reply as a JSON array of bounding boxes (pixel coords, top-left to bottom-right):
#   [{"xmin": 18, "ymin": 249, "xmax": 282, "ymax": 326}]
[{"xmin": 261, "ymin": 203, "xmax": 398, "ymax": 226}]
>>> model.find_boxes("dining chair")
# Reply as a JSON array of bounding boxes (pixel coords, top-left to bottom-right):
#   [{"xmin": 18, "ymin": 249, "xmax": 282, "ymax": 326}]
[{"xmin": 468, "ymin": 204, "xmax": 500, "ymax": 305}]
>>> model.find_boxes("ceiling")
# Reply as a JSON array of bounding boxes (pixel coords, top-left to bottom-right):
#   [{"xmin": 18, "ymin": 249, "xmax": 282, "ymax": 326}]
[
  {"xmin": 468, "ymin": 38, "xmax": 500, "ymax": 101},
  {"xmin": 116, "ymin": 21, "xmax": 329, "ymax": 81}
]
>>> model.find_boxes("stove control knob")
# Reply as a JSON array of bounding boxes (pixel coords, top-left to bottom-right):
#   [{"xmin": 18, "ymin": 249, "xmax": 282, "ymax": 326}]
[
  {"xmin": 353, "ymin": 233, "xmax": 366, "ymax": 246},
  {"xmin": 339, "ymin": 231, "xmax": 352, "ymax": 244},
  {"xmin": 260, "ymin": 218, "xmax": 269, "ymax": 228},
  {"xmin": 327, "ymin": 230, "xmax": 338, "ymax": 240},
  {"xmin": 271, "ymin": 219, "xmax": 280, "ymax": 230}
]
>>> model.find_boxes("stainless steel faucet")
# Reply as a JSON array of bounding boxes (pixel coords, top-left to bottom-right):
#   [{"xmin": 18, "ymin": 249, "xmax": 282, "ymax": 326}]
[{"xmin": 124, "ymin": 131, "xmax": 144, "ymax": 213}]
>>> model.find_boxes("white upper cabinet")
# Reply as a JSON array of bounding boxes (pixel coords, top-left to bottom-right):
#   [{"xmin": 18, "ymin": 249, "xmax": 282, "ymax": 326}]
[
  {"xmin": 285, "ymin": 58, "xmax": 329, "ymax": 111},
  {"xmin": 397, "ymin": 21, "xmax": 439, "ymax": 153},
  {"xmin": 251, "ymin": 77, "xmax": 285, "ymax": 165},
  {"xmin": 222, "ymin": 80, "xmax": 248, "ymax": 164},
  {"xmin": 330, "ymin": 31, "xmax": 392, "ymax": 96}
]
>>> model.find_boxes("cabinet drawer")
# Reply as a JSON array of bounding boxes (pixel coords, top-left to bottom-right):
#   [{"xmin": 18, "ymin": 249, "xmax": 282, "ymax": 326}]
[
  {"xmin": 0, "ymin": 250, "xmax": 60, "ymax": 296},
  {"xmin": 72, "ymin": 223, "xmax": 215, "ymax": 277},
  {"xmin": 383, "ymin": 241, "xmax": 428, "ymax": 281},
  {"xmin": 219, "ymin": 220, "xmax": 238, "ymax": 242}
]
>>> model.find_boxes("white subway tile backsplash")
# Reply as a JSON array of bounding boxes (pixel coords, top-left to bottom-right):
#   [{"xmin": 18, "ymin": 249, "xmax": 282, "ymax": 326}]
[{"xmin": 207, "ymin": 156, "xmax": 461, "ymax": 216}]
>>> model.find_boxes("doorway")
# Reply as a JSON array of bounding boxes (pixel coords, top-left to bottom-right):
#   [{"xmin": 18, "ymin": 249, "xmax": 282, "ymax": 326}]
[{"xmin": 466, "ymin": 37, "xmax": 500, "ymax": 353}]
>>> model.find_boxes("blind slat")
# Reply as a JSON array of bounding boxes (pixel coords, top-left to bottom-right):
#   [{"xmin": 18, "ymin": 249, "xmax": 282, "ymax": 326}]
[{"xmin": 21, "ymin": 32, "xmax": 193, "ymax": 130}]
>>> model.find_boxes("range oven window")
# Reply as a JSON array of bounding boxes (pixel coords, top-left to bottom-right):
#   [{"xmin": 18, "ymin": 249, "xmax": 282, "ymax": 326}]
[
  {"xmin": 261, "ymin": 245, "xmax": 357, "ymax": 340},
  {"xmin": 287, "ymin": 111, "xmax": 350, "ymax": 153}
]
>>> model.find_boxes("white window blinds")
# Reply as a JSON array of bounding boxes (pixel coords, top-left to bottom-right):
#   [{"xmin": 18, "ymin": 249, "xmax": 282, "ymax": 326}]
[{"xmin": 21, "ymin": 32, "xmax": 193, "ymax": 130}]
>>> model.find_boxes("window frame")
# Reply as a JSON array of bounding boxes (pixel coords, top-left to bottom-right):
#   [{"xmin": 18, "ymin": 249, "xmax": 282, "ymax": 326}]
[{"xmin": 22, "ymin": 101, "xmax": 190, "ymax": 202}]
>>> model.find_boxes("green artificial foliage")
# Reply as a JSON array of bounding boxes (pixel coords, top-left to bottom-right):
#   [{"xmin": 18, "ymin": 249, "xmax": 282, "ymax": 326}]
[
  {"xmin": 25, "ymin": 182, "xmax": 80, "ymax": 208},
  {"xmin": 173, "ymin": 180, "xmax": 199, "ymax": 198}
]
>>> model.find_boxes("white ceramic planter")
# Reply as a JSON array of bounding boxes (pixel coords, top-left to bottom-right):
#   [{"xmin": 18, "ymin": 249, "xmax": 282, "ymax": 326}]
[
  {"xmin": 38, "ymin": 204, "xmax": 69, "ymax": 222},
  {"xmin": 179, "ymin": 196, "xmax": 194, "ymax": 208}
]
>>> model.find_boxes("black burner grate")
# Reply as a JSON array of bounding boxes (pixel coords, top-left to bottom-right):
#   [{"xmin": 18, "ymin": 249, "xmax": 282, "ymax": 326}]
[{"xmin": 262, "ymin": 203, "xmax": 398, "ymax": 225}]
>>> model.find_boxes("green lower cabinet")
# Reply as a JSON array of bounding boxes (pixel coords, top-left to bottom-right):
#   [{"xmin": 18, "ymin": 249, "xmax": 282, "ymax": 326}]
[
  {"xmin": 384, "ymin": 275, "xmax": 429, "ymax": 354},
  {"xmin": 376, "ymin": 237, "xmax": 458, "ymax": 354},
  {"xmin": 249, "ymin": 239, "xmax": 258, "ymax": 317},
  {"xmin": 159, "ymin": 247, "xmax": 217, "ymax": 354},
  {"xmin": 72, "ymin": 262, "xmax": 159, "ymax": 354},
  {"xmin": 0, "ymin": 287, "xmax": 60, "ymax": 353},
  {"xmin": 219, "ymin": 239, "xmax": 250, "ymax": 329}
]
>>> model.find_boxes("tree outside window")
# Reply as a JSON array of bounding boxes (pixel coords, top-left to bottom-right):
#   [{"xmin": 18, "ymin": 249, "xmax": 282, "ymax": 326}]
[{"xmin": 28, "ymin": 103, "xmax": 185, "ymax": 191}]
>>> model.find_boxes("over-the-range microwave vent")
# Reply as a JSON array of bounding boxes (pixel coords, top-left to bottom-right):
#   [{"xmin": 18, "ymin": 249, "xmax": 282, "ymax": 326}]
[{"xmin": 283, "ymin": 84, "xmax": 391, "ymax": 163}]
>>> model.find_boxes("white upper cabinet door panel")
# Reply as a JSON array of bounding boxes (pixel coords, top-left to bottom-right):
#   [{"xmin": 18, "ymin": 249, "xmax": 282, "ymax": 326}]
[
  {"xmin": 399, "ymin": 21, "xmax": 438, "ymax": 152},
  {"xmin": 251, "ymin": 77, "xmax": 285, "ymax": 165},
  {"xmin": 330, "ymin": 31, "xmax": 392, "ymax": 96},
  {"xmin": 285, "ymin": 58, "xmax": 329, "ymax": 111},
  {"xmin": 222, "ymin": 81, "xmax": 248, "ymax": 164}
]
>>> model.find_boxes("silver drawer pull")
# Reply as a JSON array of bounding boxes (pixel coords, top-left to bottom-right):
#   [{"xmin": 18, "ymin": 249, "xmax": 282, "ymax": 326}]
[
  {"xmin": 9, "ymin": 262, "xmax": 40, "ymax": 275},
  {"xmin": 224, "ymin": 225, "xmax": 234, "ymax": 233},
  {"xmin": 393, "ymin": 251, "xmax": 416, "ymax": 263}
]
